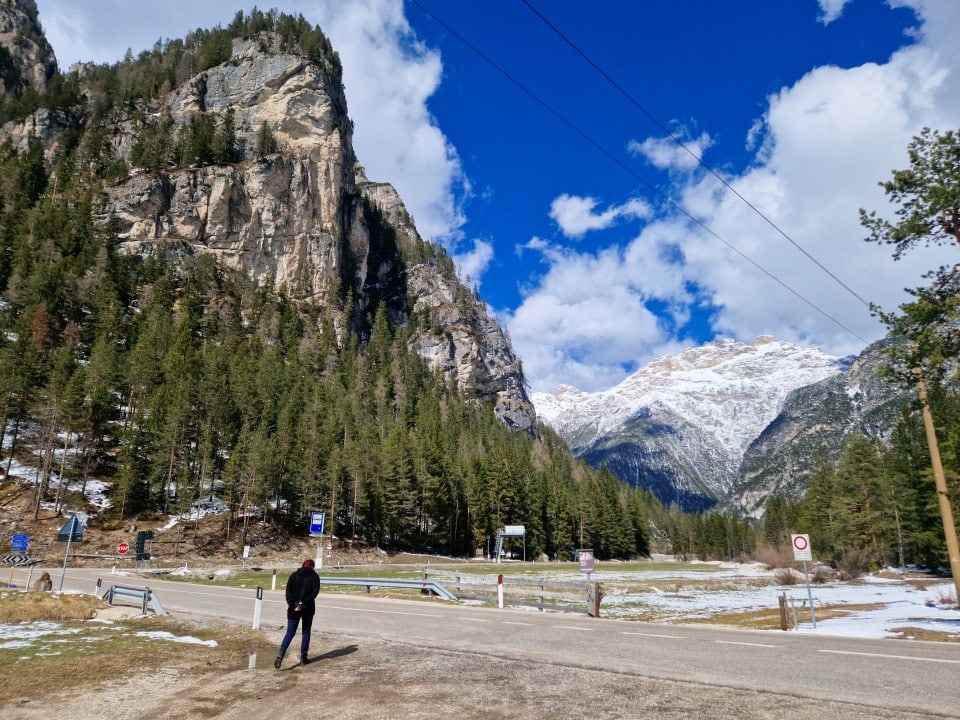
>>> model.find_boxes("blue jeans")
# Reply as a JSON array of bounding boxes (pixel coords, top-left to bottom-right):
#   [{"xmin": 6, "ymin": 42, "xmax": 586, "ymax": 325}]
[{"xmin": 278, "ymin": 611, "xmax": 314, "ymax": 660}]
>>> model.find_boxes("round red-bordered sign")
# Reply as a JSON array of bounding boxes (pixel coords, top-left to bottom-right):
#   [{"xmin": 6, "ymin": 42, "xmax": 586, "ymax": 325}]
[
  {"xmin": 792, "ymin": 535, "xmax": 808, "ymax": 551},
  {"xmin": 117, "ymin": 542, "xmax": 129, "ymax": 555}
]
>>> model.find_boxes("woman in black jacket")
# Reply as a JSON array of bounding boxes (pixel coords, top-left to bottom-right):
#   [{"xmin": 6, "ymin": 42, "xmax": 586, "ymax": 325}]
[{"xmin": 275, "ymin": 558, "xmax": 321, "ymax": 668}]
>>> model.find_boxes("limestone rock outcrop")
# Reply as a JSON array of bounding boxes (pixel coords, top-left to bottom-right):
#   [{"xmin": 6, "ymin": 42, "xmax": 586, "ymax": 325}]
[
  {"xmin": 0, "ymin": 0, "xmax": 56, "ymax": 98},
  {"xmin": 0, "ymin": 21, "xmax": 536, "ymax": 433}
]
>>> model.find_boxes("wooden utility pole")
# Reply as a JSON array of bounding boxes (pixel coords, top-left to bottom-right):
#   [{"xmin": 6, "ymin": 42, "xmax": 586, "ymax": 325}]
[{"xmin": 914, "ymin": 366, "xmax": 960, "ymax": 601}]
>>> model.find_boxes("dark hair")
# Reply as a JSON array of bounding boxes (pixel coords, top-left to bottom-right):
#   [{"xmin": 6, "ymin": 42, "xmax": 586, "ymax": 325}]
[{"xmin": 302, "ymin": 558, "xmax": 315, "ymax": 568}]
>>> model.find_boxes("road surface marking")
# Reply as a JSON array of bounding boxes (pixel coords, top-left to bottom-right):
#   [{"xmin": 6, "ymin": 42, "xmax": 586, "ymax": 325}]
[
  {"xmin": 621, "ymin": 631, "xmax": 686, "ymax": 639},
  {"xmin": 457, "ymin": 617, "xmax": 491, "ymax": 623},
  {"xmin": 715, "ymin": 640, "xmax": 780, "ymax": 648},
  {"xmin": 819, "ymin": 649, "xmax": 960, "ymax": 665},
  {"xmin": 317, "ymin": 603, "xmax": 441, "ymax": 618},
  {"xmin": 503, "ymin": 621, "xmax": 535, "ymax": 626},
  {"xmin": 553, "ymin": 625, "xmax": 592, "ymax": 632}
]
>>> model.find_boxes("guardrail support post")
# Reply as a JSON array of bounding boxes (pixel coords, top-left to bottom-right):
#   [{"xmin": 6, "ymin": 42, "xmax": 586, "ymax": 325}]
[{"xmin": 253, "ymin": 586, "xmax": 263, "ymax": 630}]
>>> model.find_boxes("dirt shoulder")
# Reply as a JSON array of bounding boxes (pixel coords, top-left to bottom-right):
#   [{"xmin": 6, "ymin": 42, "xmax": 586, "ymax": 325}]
[{"xmin": 2, "ymin": 618, "xmax": 945, "ymax": 720}]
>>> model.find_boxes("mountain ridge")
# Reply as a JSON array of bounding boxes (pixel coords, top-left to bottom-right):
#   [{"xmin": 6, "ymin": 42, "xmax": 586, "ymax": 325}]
[{"xmin": 533, "ymin": 336, "xmax": 901, "ymax": 511}]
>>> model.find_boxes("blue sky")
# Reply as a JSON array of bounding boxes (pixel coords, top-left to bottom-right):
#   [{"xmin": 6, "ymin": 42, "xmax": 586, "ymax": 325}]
[{"xmin": 35, "ymin": 0, "xmax": 960, "ymax": 393}]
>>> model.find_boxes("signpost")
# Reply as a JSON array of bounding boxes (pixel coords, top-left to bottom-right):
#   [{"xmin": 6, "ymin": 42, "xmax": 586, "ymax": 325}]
[
  {"xmin": 578, "ymin": 549, "xmax": 595, "ymax": 577},
  {"xmin": 56, "ymin": 514, "xmax": 84, "ymax": 592},
  {"xmin": 791, "ymin": 533, "xmax": 816, "ymax": 628},
  {"xmin": 495, "ymin": 525, "xmax": 526, "ymax": 563},
  {"xmin": 310, "ymin": 511, "xmax": 325, "ymax": 570}
]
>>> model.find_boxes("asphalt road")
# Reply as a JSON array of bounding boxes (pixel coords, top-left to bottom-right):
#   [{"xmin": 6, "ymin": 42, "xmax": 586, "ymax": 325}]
[{"xmin": 19, "ymin": 565, "xmax": 960, "ymax": 718}]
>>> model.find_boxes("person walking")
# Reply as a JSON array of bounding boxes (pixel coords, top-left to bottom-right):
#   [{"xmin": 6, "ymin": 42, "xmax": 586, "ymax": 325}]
[
  {"xmin": 275, "ymin": 558, "xmax": 321, "ymax": 668},
  {"xmin": 33, "ymin": 571, "xmax": 52, "ymax": 591}
]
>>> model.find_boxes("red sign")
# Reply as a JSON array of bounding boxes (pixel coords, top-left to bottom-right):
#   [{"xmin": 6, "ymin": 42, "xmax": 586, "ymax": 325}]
[{"xmin": 117, "ymin": 542, "xmax": 129, "ymax": 555}]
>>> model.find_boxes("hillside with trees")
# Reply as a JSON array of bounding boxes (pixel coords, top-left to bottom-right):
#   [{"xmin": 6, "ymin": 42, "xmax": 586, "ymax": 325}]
[{"xmin": 0, "ymin": 9, "xmax": 759, "ymax": 563}]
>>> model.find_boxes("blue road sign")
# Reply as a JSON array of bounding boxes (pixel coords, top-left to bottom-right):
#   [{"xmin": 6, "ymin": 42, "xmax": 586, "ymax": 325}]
[
  {"xmin": 309, "ymin": 511, "xmax": 325, "ymax": 537},
  {"xmin": 11, "ymin": 533, "xmax": 28, "ymax": 552}
]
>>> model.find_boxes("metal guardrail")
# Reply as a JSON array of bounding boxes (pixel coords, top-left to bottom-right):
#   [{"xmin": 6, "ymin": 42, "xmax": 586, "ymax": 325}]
[
  {"xmin": 426, "ymin": 570, "xmax": 599, "ymax": 615},
  {"xmin": 316, "ymin": 576, "xmax": 457, "ymax": 600},
  {"xmin": 100, "ymin": 582, "xmax": 168, "ymax": 615}
]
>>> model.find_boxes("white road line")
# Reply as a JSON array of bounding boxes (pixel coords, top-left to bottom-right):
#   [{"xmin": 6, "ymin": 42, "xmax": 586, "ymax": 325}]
[
  {"xmin": 502, "ymin": 621, "xmax": 535, "ymax": 626},
  {"xmin": 457, "ymin": 617, "xmax": 491, "ymax": 623},
  {"xmin": 620, "ymin": 631, "xmax": 686, "ymax": 640},
  {"xmin": 819, "ymin": 649, "xmax": 960, "ymax": 665},
  {"xmin": 715, "ymin": 640, "xmax": 780, "ymax": 648},
  {"xmin": 553, "ymin": 625, "xmax": 592, "ymax": 632},
  {"xmin": 316, "ymin": 603, "xmax": 441, "ymax": 618}
]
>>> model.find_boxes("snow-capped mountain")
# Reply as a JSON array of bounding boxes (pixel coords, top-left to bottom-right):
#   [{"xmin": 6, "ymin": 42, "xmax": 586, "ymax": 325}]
[
  {"xmin": 533, "ymin": 337, "xmax": 846, "ymax": 511},
  {"xmin": 733, "ymin": 338, "xmax": 910, "ymax": 516}
]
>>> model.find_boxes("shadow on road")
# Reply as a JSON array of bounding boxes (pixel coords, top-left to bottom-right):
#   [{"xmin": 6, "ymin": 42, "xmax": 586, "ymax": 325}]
[{"xmin": 303, "ymin": 643, "xmax": 359, "ymax": 666}]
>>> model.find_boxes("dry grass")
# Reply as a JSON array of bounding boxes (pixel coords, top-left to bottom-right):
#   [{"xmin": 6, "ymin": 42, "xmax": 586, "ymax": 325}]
[
  {"xmin": 752, "ymin": 542, "xmax": 795, "ymax": 570},
  {"xmin": 888, "ymin": 626, "xmax": 960, "ymax": 642},
  {"xmin": 0, "ymin": 592, "xmax": 274, "ymax": 704},
  {"xmin": 0, "ymin": 590, "xmax": 106, "ymax": 623}
]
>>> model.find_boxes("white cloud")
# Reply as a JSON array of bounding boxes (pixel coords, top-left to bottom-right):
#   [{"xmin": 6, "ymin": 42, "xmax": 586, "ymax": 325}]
[
  {"xmin": 817, "ymin": 0, "xmax": 852, "ymax": 25},
  {"xmin": 505, "ymin": 239, "xmax": 692, "ymax": 393},
  {"xmin": 627, "ymin": 131, "xmax": 713, "ymax": 171},
  {"xmin": 549, "ymin": 194, "xmax": 651, "ymax": 239},
  {"xmin": 36, "ymin": 0, "xmax": 466, "ymax": 245},
  {"xmin": 454, "ymin": 239, "xmax": 494, "ymax": 287},
  {"xmin": 510, "ymin": 0, "xmax": 960, "ymax": 393},
  {"xmin": 312, "ymin": 0, "xmax": 468, "ymax": 243}
]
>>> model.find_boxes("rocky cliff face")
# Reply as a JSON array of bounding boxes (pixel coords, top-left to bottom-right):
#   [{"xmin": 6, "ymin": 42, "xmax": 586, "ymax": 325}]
[
  {"xmin": 732, "ymin": 339, "xmax": 910, "ymax": 516},
  {"xmin": 95, "ymin": 36, "xmax": 355, "ymax": 301},
  {"xmin": 0, "ymin": 21, "xmax": 535, "ymax": 433},
  {"xmin": 0, "ymin": 0, "xmax": 56, "ymax": 99}
]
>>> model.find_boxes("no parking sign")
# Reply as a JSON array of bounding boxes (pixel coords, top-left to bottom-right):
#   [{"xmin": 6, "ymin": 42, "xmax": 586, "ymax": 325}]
[{"xmin": 791, "ymin": 533, "xmax": 812, "ymax": 561}]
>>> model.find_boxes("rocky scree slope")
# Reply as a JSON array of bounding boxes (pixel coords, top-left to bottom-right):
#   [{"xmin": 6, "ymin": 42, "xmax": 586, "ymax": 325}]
[{"xmin": 0, "ymin": 21, "xmax": 535, "ymax": 433}]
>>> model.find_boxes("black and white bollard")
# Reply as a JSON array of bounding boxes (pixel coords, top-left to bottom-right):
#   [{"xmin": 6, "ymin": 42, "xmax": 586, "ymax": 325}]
[{"xmin": 253, "ymin": 586, "xmax": 263, "ymax": 630}]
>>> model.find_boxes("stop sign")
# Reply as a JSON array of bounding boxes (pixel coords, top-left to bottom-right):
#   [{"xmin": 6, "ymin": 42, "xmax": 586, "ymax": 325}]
[{"xmin": 117, "ymin": 542, "xmax": 129, "ymax": 555}]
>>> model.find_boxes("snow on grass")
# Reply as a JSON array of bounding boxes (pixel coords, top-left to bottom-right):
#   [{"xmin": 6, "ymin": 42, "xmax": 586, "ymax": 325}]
[{"xmin": 135, "ymin": 630, "xmax": 217, "ymax": 647}]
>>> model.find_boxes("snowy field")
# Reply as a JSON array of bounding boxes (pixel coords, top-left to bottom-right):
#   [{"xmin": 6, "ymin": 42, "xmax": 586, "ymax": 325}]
[{"xmin": 550, "ymin": 564, "xmax": 960, "ymax": 639}]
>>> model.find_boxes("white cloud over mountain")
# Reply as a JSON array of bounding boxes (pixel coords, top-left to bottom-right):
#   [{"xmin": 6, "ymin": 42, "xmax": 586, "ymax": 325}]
[{"xmin": 505, "ymin": 0, "xmax": 960, "ymax": 393}]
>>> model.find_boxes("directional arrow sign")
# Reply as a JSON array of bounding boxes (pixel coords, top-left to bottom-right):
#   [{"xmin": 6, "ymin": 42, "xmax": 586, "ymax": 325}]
[{"xmin": 3, "ymin": 554, "xmax": 32, "ymax": 565}]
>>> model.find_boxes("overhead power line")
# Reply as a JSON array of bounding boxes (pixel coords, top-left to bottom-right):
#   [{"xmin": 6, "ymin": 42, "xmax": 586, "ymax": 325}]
[
  {"xmin": 519, "ymin": 0, "xmax": 874, "ymax": 311},
  {"xmin": 408, "ymin": 0, "xmax": 869, "ymax": 344}
]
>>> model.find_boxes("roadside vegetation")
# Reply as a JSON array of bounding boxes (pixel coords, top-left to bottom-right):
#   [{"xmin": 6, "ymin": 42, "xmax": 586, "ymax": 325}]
[{"xmin": 0, "ymin": 590, "xmax": 272, "ymax": 704}]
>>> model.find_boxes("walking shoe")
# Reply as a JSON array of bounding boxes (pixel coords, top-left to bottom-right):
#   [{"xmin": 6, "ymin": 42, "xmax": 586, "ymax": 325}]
[
  {"xmin": 301, "ymin": 657, "xmax": 310, "ymax": 665},
  {"xmin": 274, "ymin": 655, "xmax": 282, "ymax": 670}
]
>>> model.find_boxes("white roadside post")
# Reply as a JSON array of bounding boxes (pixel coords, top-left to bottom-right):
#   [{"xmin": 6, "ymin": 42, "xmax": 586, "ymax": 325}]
[
  {"xmin": 497, "ymin": 573, "xmax": 504, "ymax": 609},
  {"xmin": 791, "ymin": 533, "xmax": 816, "ymax": 629},
  {"xmin": 253, "ymin": 586, "xmax": 263, "ymax": 630},
  {"xmin": 310, "ymin": 511, "xmax": 325, "ymax": 570}
]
